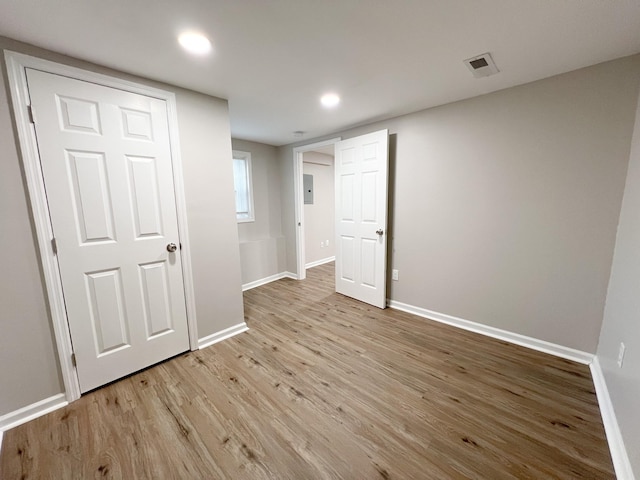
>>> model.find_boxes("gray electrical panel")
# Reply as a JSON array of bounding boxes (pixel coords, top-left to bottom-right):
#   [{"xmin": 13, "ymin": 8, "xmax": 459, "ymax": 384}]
[{"xmin": 303, "ymin": 174, "xmax": 314, "ymax": 204}]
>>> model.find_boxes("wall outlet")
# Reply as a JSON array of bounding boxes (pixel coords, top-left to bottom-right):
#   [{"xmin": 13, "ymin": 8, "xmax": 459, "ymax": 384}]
[
  {"xmin": 320, "ymin": 241, "xmax": 325, "ymax": 248},
  {"xmin": 392, "ymin": 269, "xmax": 399, "ymax": 281},
  {"xmin": 617, "ymin": 342, "xmax": 626, "ymax": 368}
]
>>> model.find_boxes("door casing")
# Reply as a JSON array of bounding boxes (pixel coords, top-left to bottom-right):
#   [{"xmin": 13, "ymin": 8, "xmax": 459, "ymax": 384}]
[{"xmin": 4, "ymin": 51, "xmax": 199, "ymax": 402}]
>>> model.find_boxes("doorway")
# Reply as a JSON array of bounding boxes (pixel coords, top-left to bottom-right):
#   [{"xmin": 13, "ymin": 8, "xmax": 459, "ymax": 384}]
[
  {"xmin": 302, "ymin": 148, "xmax": 336, "ymax": 269},
  {"xmin": 293, "ymin": 130, "xmax": 390, "ymax": 308},
  {"xmin": 293, "ymin": 138, "xmax": 340, "ymax": 280}
]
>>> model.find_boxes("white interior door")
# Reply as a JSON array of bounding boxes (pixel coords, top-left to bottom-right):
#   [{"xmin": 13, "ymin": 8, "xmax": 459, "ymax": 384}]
[
  {"xmin": 26, "ymin": 68, "xmax": 190, "ymax": 393},
  {"xmin": 335, "ymin": 129, "xmax": 389, "ymax": 308}
]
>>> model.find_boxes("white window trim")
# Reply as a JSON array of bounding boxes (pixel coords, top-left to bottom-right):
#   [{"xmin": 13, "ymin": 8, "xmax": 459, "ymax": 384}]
[{"xmin": 233, "ymin": 150, "xmax": 255, "ymax": 223}]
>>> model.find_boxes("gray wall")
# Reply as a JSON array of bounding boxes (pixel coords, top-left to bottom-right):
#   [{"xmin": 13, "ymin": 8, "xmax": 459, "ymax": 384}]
[
  {"xmin": 232, "ymin": 138, "xmax": 286, "ymax": 285},
  {"xmin": 597, "ymin": 91, "xmax": 640, "ymax": 477},
  {"xmin": 303, "ymin": 152, "xmax": 335, "ymax": 265},
  {"xmin": 0, "ymin": 36, "xmax": 244, "ymax": 416},
  {"xmin": 279, "ymin": 55, "xmax": 640, "ymax": 353},
  {"xmin": 178, "ymin": 92, "xmax": 245, "ymax": 339}
]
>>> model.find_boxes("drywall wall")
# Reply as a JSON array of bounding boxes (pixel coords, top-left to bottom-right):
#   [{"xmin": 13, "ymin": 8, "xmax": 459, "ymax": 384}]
[
  {"xmin": 279, "ymin": 54, "xmax": 640, "ymax": 353},
  {"xmin": 303, "ymin": 152, "xmax": 335, "ymax": 265},
  {"xmin": 0, "ymin": 36, "xmax": 244, "ymax": 416},
  {"xmin": 597, "ymin": 88, "xmax": 640, "ymax": 477},
  {"xmin": 232, "ymin": 139, "xmax": 286, "ymax": 285},
  {"xmin": 177, "ymin": 91, "xmax": 245, "ymax": 339}
]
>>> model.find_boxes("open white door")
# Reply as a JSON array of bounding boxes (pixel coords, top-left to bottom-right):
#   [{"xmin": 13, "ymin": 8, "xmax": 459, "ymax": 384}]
[
  {"xmin": 334, "ymin": 129, "xmax": 389, "ymax": 308},
  {"xmin": 26, "ymin": 68, "xmax": 190, "ymax": 392}
]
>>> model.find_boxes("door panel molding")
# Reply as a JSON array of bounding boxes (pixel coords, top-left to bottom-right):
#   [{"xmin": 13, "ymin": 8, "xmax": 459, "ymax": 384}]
[
  {"xmin": 334, "ymin": 130, "xmax": 389, "ymax": 308},
  {"xmin": 4, "ymin": 51, "xmax": 199, "ymax": 402}
]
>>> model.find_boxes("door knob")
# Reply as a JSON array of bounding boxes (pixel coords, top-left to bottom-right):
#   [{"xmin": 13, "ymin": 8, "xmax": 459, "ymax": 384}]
[
  {"xmin": 166, "ymin": 243, "xmax": 178, "ymax": 253},
  {"xmin": 376, "ymin": 229, "xmax": 384, "ymax": 236}
]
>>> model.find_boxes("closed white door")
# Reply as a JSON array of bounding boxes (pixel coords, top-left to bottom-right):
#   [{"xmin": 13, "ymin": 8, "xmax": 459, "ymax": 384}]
[
  {"xmin": 26, "ymin": 68, "xmax": 190, "ymax": 393},
  {"xmin": 335, "ymin": 130, "xmax": 389, "ymax": 308}
]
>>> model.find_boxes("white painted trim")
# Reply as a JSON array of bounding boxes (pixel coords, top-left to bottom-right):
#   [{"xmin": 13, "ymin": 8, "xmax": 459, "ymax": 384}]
[
  {"xmin": 198, "ymin": 323, "xmax": 249, "ymax": 350},
  {"xmin": 305, "ymin": 256, "xmax": 336, "ymax": 269},
  {"xmin": 387, "ymin": 300, "xmax": 594, "ymax": 364},
  {"xmin": 3, "ymin": 51, "xmax": 200, "ymax": 401},
  {"xmin": 4, "ymin": 51, "xmax": 81, "ymax": 401},
  {"xmin": 242, "ymin": 271, "xmax": 297, "ymax": 291},
  {"xmin": 233, "ymin": 150, "xmax": 255, "ymax": 223},
  {"xmin": 303, "ymin": 155, "xmax": 333, "ymax": 166},
  {"xmin": 165, "ymin": 90, "xmax": 199, "ymax": 353},
  {"xmin": 0, "ymin": 394, "xmax": 68, "ymax": 432},
  {"xmin": 590, "ymin": 357, "xmax": 636, "ymax": 480},
  {"xmin": 293, "ymin": 138, "xmax": 340, "ymax": 281}
]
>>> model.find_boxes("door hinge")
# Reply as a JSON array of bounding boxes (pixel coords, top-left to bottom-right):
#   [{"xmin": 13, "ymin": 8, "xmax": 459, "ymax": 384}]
[
  {"xmin": 27, "ymin": 105, "xmax": 35, "ymax": 124},
  {"xmin": 51, "ymin": 237, "xmax": 58, "ymax": 254},
  {"xmin": 71, "ymin": 353, "xmax": 77, "ymax": 368}
]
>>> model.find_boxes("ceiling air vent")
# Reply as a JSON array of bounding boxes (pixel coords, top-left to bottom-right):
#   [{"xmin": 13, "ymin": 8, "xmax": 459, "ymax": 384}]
[{"xmin": 463, "ymin": 52, "xmax": 499, "ymax": 78}]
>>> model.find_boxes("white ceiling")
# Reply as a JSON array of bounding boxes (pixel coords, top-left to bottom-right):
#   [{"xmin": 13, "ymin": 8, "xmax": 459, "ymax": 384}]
[{"xmin": 2, "ymin": 1, "xmax": 640, "ymax": 146}]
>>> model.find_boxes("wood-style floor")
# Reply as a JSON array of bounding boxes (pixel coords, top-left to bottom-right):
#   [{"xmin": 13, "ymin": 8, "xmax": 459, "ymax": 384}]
[{"xmin": 0, "ymin": 263, "xmax": 614, "ymax": 479}]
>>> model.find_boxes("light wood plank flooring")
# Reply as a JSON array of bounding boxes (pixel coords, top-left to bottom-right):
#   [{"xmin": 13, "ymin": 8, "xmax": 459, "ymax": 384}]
[{"xmin": 0, "ymin": 263, "xmax": 614, "ymax": 479}]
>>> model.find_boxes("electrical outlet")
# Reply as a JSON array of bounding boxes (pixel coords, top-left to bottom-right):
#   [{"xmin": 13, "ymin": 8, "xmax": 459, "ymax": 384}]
[
  {"xmin": 392, "ymin": 269, "xmax": 399, "ymax": 281},
  {"xmin": 320, "ymin": 241, "xmax": 325, "ymax": 248},
  {"xmin": 617, "ymin": 342, "xmax": 626, "ymax": 368}
]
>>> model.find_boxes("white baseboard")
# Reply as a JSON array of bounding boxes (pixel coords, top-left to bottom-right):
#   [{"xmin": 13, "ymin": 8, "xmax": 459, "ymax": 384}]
[
  {"xmin": 0, "ymin": 393, "xmax": 68, "ymax": 433},
  {"xmin": 590, "ymin": 357, "xmax": 635, "ymax": 480},
  {"xmin": 242, "ymin": 271, "xmax": 297, "ymax": 291},
  {"xmin": 387, "ymin": 300, "xmax": 594, "ymax": 364},
  {"xmin": 305, "ymin": 256, "xmax": 335, "ymax": 269},
  {"xmin": 198, "ymin": 322, "xmax": 249, "ymax": 350},
  {"xmin": 384, "ymin": 301, "xmax": 634, "ymax": 473}
]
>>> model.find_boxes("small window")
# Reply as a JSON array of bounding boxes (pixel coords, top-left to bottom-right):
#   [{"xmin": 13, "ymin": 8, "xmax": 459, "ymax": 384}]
[{"xmin": 232, "ymin": 150, "xmax": 254, "ymax": 222}]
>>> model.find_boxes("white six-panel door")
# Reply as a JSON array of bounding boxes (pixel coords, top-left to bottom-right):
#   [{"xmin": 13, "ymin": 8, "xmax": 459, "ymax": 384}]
[
  {"xmin": 335, "ymin": 130, "xmax": 389, "ymax": 308},
  {"xmin": 26, "ymin": 68, "xmax": 190, "ymax": 392}
]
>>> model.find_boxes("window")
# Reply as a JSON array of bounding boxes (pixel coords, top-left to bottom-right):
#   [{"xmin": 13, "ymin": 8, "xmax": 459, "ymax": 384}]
[{"xmin": 232, "ymin": 150, "xmax": 254, "ymax": 222}]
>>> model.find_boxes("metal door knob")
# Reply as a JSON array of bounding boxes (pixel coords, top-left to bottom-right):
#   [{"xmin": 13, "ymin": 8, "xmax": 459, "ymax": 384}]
[
  {"xmin": 166, "ymin": 243, "xmax": 178, "ymax": 253},
  {"xmin": 376, "ymin": 229, "xmax": 384, "ymax": 236}
]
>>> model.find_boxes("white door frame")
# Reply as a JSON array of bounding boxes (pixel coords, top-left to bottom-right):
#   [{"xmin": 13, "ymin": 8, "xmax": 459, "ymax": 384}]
[
  {"xmin": 4, "ymin": 51, "xmax": 199, "ymax": 402},
  {"xmin": 293, "ymin": 138, "xmax": 340, "ymax": 280}
]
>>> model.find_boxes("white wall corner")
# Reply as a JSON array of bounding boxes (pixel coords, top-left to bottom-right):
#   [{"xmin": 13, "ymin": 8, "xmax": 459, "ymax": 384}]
[
  {"xmin": 305, "ymin": 256, "xmax": 336, "ymax": 270},
  {"xmin": 242, "ymin": 271, "xmax": 297, "ymax": 291},
  {"xmin": 0, "ymin": 393, "xmax": 68, "ymax": 433},
  {"xmin": 590, "ymin": 356, "xmax": 636, "ymax": 480},
  {"xmin": 387, "ymin": 300, "xmax": 594, "ymax": 364},
  {"xmin": 198, "ymin": 322, "xmax": 249, "ymax": 350}
]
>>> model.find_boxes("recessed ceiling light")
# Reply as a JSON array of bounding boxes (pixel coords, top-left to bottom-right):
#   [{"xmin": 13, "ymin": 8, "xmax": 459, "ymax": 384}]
[
  {"xmin": 320, "ymin": 93, "xmax": 340, "ymax": 108},
  {"xmin": 178, "ymin": 32, "xmax": 212, "ymax": 55}
]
